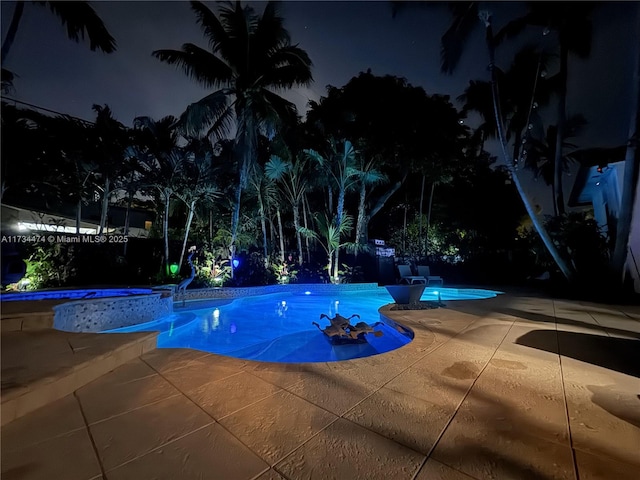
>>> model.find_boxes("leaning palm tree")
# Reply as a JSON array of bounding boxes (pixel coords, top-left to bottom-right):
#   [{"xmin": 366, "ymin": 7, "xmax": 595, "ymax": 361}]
[
  {"xmin": 1, "ymin": 1, "xmax": 116, "ymax": 66},
  {"xmin": 429, "ymin": 2, "xmax": 575, "ymax": 281},
  {"xmin": 152, "ymin": 1, "xmax": 312, "ymax": 277},
  {"xmin": 496, "ymin": 3, "xmax": 595, "ymax": 215}
]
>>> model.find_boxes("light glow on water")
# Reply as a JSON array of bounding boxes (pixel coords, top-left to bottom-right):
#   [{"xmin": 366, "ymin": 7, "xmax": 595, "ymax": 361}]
[{"xmin": 104, "ymin": 287, "xmax": 501, "ymax": 363}]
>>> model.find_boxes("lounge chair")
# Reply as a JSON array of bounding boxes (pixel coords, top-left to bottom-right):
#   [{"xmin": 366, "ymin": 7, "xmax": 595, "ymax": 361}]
[
  {"xmin": 417, "ymin": 265, "xmax": 444, "ymax": 287},
  {"xmin": 397, "ymin": 264, "xmax": 426, "ymax": 285}
]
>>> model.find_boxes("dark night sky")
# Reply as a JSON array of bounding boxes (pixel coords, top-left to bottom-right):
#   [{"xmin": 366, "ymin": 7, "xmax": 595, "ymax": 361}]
[{"xmin": 2, "ymin": 0, "xmax": 638, "ymax": 212}]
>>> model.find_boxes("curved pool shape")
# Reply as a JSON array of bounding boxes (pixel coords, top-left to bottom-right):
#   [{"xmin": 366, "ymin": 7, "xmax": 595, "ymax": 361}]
[
  {"xmin": 104, "ymin": 287, "xmax": 502, "ymax": 363},
  {"xmin": 0, "ymin": 288, "xmax": 154, "ymax": 302}
]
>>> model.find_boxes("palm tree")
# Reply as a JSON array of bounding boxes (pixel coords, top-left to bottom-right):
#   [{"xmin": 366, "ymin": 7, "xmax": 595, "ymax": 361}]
[
  {"xmin": 432, "ymin": 2, "xmax": 575, "ymax": 280},
  {"xmin": 248, "ymin": 163, "xmax": 278, "ymax": 266},
  {"xmin": 305, "ymin": 139, "xmax": 359, "ymax": 280},
  {"xmin": 299, "ymin": 213, "xmax": 354, "ymax": 284},
  {"xmin": 91, "ymin": 104, "xmax": 131, "ymax": 235},
  {"xmin": 496, "ymin": 3, "xmax": 595, "ymax": 215},
  {"xmin": 265, "ymin": 153, "xmax": 309, "ymax": 265},
  {"xmin": 152, "ymin": 1, "xmax": 312, "ymax": 277},
  {"xmin": 133, "ymin": 115, "xmax": 187, "ymax": 275},
  {"xmin": 354, "ymin": 154, "xmax": 386, "ymax": 248},
  {"xmin": 175, "ymin": 139, "xmax": 220, "ymax": 269},
  {"xmin": 1, "ymin": 1, "xmax": 116, "ymax": 67}
]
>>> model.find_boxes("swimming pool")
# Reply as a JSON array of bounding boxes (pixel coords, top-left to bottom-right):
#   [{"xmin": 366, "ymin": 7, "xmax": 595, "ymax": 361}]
[
  {"xmin": 0, "ymin": 288, "xmax": 154, "ymax": 302},
  {"xmin": 104, "ymin": 287, "xmax": 502, "ymax": 363}
]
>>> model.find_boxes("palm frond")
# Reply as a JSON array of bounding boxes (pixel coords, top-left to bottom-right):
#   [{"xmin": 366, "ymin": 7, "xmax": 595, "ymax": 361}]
[
  {"xmin": 43, "ymin": 0, "xmax": 116, "ymax": 53},
  {"xmin": 152, "ymin": 44, "xmax": 232, "ymax": 89},
  {"xmin": 179, "ymin": 89, "xmax": 235, "ymax": 138}
]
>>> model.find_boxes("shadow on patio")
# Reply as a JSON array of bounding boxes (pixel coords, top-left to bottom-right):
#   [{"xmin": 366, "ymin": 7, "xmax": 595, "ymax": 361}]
[{"xmin": 516, "ymin": 330, "xmax": 640, "ymax": 378}]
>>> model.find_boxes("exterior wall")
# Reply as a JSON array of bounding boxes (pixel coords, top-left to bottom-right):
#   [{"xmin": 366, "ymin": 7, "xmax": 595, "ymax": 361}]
[
  {"xmin": 173, "ymin": 283, "xmax": 380, "ymax": 302},
  {"xmin": 53, "ymin": 293, "xmax": 173, "ymax": 332},
  {"xmin": 627, "ymin": 176, "xmax": 640, "ymax": 293}
]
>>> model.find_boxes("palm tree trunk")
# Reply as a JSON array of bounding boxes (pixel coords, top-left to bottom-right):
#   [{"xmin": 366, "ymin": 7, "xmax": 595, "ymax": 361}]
[
  {"xmin": 1, "ymin": 1, "xmax": 25, "ymax": 67},
  {"xmin": 76, "ymin": 199, "xmax": 82, "ymax": 235},
  {"xmin": 99, "ymin": 177, "xmax": 110, "ymax": 235},
  {"xmin": 426, "ymin": 182, "xmax": 436, "ymax": 256},
  {"xmin": 355, "ymin": 182, "xmax": 367, "ymax": 249},
  {"xmin": 123, "ymin": 191, "xmax": 132, "ymax": 256},
  {"xmin": 418, "ymin": 175, "xmax": 425, "ymax": 255},
  {"xmin": 333, "ymin": 188, "xmax": 346, "ymax": 282},
  {"xmin": 179, "ymin": 200, "xmax": 196, "ymax": 270},
  {"xmin": 303, "ymin": 193, "xmax": 311, "ymax": 263},
  {"xmin": 229, "ymin": 181, "xmax": 242, "ymax": 278},
  {"xmin": 553, "ymin": 43, "xmax": 569, "ymax": 216},
  {"xmin": 163, "ymin": 191, "xmax": 171, "ymax": 275},
  {"xmin": 293, "ymin": 201, "xmax": 303, "ymax": 265},
  {"xmin": 209, "ymin": 209, "xmax": 213, "ymax": 244},
  {"xmin": 257, "ymin": 190, "xmax": 269, "ymax": 266},
  {"xmin": 612, "ymin": 5, "xmax": 640, "ymax": 279},
  {"xmin": 484, "ymin": 15, "xmax": 574, "ymax": 281},
  {"xmin": 276, "ymin": 208, "xmax": 285, "ymax": 263}
]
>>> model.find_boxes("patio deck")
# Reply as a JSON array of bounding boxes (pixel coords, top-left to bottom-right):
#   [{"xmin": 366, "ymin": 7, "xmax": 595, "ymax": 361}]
[{"xmin": 1, "ymin": 290, "xmax": 639, "ymax": 480}]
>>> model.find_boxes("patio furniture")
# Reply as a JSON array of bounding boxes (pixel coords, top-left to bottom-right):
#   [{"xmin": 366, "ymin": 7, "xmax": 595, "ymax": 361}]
[
  {"xmin": 397, "ymin": 264, "xmax": 427, "ymax": 285},
  {"xmin": 417, "ymin": 265, "xmax": 444, "ymax": 287}
]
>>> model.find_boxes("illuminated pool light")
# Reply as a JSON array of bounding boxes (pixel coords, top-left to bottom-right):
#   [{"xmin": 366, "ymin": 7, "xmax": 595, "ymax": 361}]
[{"xmin": 304, "ymin": 291, "xmax": 311, "ymax": 295}]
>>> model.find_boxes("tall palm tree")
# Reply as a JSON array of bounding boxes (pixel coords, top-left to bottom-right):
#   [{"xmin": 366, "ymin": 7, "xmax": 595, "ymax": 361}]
[
  {"xmin": 1, "ymin": 1, "xmax": 116, "ymax": 66},
  {"xmin": 265, "ymin": 153, "xmax": 309, "ymax": 265},
  {"xmin": 354, "ymin": 154, "xmax": 387, "ymax": 248},
  {"xmin": 248, "ymin": 162, "xmax": 279, "ymax": 266},
  {"xmin": 133, "ymin": 115, "xmax": 187, "ymax": 275},
  {"xmin": 175, "ymin": 139, "xmax": 220, "ymax": 269},
  {"xmin": 432, "ymin": 2, "xmax": 575, "ymax": 281},
  {"xmin": 91, "ymin": 104, "xmax": 130, "ymax": 235},
  {"xmin": 305, "ymin": 139, "xmax": 359, "ymax": 280},
  {"xmin": 496, "ymin": 2, "xmax": 594, "ymax": 215},
  {"xmin": 152, "ymin": 1, "xmax": 312, "ymax": 276}
]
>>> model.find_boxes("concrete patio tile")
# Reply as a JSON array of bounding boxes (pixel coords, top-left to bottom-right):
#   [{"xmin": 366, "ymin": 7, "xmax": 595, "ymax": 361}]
[
  {"xmin": 468, "ymin": 357, "xmax": 570, "ymax": 445},
  {"xmin": 90, "ymin": 394, "xmax": 214, "ymax": 472},
  {"xmin": 76, "ymin": 362, "xmax": 181, "ymax": 424},
  {"xmin": 186, "ymin": 371, "xmax": 282, "ymax": 420},
  {"xmin": 219, "ymin": 390, "xmax": 338, "ymax": 465},
  {"xmin": 561, "ymin": 359, "xmax": 640, "ymax": 467},
  {"xmin": 255, "ymin": 469, "xmax": 287, "ymax": 480},
  {"xmin": 284, "ymin": 367, "xmax": 378, "ymax": 416},
  {"xmin": 384, "ymin": 365, "xmax": 476, "ymax": 411},
  {"xmin": 343, "ymin": 386, "xmax": 454, "ymax": 455},
  {"xmin": 106, "ymin": 423, "xmax": 269, "ymax": 480},
  {"xmin": 415, "ymin": 459, "xmax": 478, "ymax": 480},
  {"xmin": 141, "ymin": 347, "xmax": 210, "ymax": 373},
  {"xmin": 430, "ymin": 403, "xmax": 576, "ymax": 480},
  {"xmin": 1, "ymin": 428, "xmax": 101, "ymax": 480},
  {"xmin": 247, "ymin": 362, "xmax": 319, "ymax": 388},
  {"xmin": 157, "ymin": 354, "xmax": 247, "ymax": 390},
  {"xmin": 574, "ymin": 448, "xmax": 640, "ymax": 480},
  {"xmin": 317, "ymin": 356, "xmax": 410, "ymax": 389},
  {"xmin": 275, "ymin": 418, "xmax": 425, "ymax": 480},
  {"xmin": 1, "ymin": 394, "xmax": 84, "ymax": 453}
]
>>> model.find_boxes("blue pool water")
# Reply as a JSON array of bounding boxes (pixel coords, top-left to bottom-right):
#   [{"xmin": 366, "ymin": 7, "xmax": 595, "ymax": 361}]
[
  {"xmin": 104, "ymin": 287, "xmax": 501, "ymax": 363},
  {"xmin": 0, "ymin": 288, "xmax": 154, "ymax": 302}
]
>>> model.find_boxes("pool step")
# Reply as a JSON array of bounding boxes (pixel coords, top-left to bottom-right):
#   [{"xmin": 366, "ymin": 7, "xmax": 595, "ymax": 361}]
[{"xmin": 0, "ymin": 329, "xmax": 158, "ymax": 426}]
